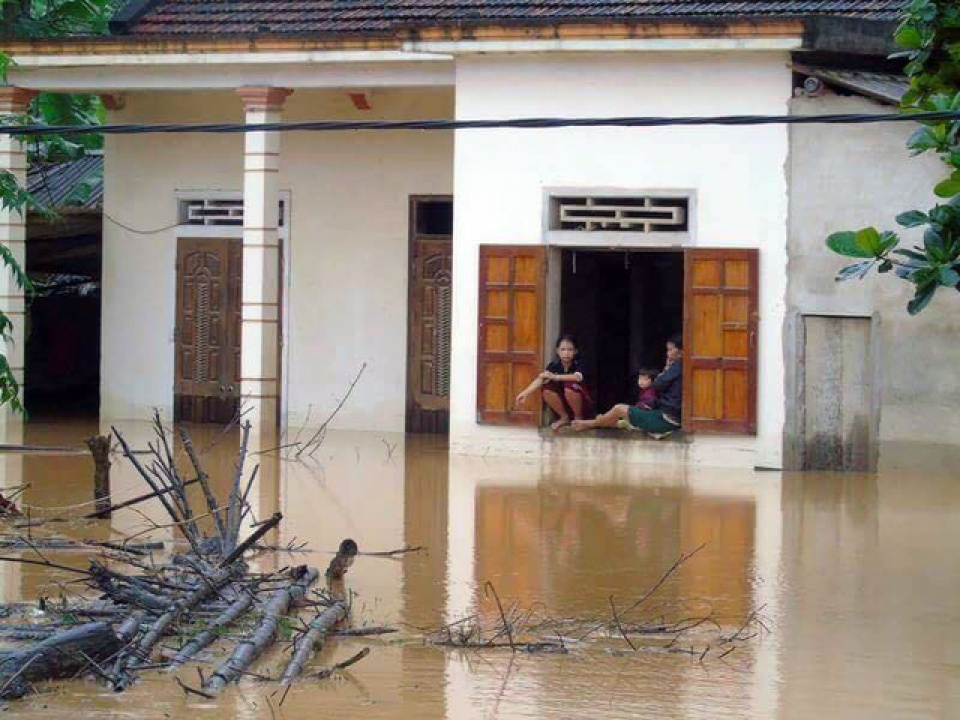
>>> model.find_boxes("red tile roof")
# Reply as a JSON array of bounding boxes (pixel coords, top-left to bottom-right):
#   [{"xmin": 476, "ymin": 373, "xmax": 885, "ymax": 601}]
[{"xmin": 112, "ymin": 1, "xmax": 904, "ymax": 37}]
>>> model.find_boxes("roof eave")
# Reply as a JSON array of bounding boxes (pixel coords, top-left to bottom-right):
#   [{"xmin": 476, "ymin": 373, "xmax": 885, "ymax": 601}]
[{"xmin": 5, "ymin": 16, "xmax": 812, "ymax": 55}]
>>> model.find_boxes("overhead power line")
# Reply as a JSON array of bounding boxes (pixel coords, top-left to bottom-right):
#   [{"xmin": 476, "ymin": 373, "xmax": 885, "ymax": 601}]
[{"xmin": 1, "ymin": 111, "xmax": 959, "ymax": 137}]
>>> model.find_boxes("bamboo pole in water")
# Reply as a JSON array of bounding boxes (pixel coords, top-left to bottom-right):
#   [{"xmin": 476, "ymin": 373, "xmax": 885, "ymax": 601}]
[
  {"xmin": 279, "ymin": 598, "xmax": 348, "ymax": 684},
  {"xmin": 168, "ymin": 586, "xmax": 257, "ymax": 669},
  {"xmin": 203, "ymin": 566, "xmax": 319, "ymax": 693},
  {"xmin": 111, "ymin": 565, "xmax": 240, "ymax": 689}
]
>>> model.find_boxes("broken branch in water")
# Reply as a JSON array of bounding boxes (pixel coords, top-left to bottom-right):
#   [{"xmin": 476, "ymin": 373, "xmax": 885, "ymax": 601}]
[
  {"xmin": 79, "ymin": 478, "xmax": 202, "ymax": 520},
  {"xmin": 295, "ymin": 363, "xmax": 367, "ymax": 459},
  {"xmin": 309, "ymin": 646, "xmax": 370, "ymax": 680},
  {"xmin": 218, "ymin": 512, "xmax": 282, "ymax": 568},
  {"xmin": 484, "ymin": 582, "xmax": 515, "ymax": 650},
  {"xmin": 358, "ymin": 545, "xmax": 424, "ymax": 558},
  {"xmin": 609, "ymin": 596, "xmax": 637, "ymax": 652},
  {"xmin": 174, "ymin": 675, "xmax": 215, "ymax": 700}
]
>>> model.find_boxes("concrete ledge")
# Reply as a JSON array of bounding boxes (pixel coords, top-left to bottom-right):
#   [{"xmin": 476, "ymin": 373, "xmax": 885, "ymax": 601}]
[
  {"xmin": 450, "ymin": 429, "xmax": 761, "ymax": 468},
  {"xmin": 537, "ymin": 427, "xmax": 692, "ymax": 444}
]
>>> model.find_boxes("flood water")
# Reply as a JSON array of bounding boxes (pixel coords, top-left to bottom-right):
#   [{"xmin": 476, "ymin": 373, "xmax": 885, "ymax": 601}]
[{"xmin": 0, "ymin": 419, "xmax": 957, "ymax": 719}]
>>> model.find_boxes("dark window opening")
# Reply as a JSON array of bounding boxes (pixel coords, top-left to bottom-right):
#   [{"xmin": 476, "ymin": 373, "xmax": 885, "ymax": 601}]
[
  {"xmin": 414, "ymin": 199, "xmax": 453, "ymax": 237},
  {"xmin": 559, "ymin": 250, "xmax": 684, "ymax": 417}
]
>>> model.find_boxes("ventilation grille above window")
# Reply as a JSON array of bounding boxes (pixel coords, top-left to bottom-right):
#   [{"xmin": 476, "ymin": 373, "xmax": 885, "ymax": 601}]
[
  {"xmin": 551, "ymin": 196, "xmax": 688, "ymax": 233},
  {"xmin": 179, "ymin": 198, "xmax": 286, "ymax": 227}
]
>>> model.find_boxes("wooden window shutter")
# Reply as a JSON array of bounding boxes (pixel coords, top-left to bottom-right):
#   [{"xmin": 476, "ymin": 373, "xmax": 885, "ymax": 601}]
[
  {"xmin": 477, "ymin": 245, "xmax": 546, "ymax": 425},
  {"xmin": 683, "ymin": 249, "xmax": 759, "ymax": 434}
]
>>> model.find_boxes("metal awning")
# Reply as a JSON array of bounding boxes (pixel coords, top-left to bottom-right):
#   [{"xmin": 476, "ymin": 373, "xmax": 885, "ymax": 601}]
[{"xmin": 795, "ymin": 65, "xmax": 908, "ymax": 105}]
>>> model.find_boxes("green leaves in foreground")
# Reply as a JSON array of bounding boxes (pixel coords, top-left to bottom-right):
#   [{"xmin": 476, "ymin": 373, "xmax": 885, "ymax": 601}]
[{"xmin": 827, "ymin": 197, "xmax": 960, "ymax": 315}]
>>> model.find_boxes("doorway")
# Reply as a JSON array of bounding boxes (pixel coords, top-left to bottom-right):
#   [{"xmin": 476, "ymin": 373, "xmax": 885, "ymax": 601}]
[
  {"xmin": 559, "ymin": 250, "xmax": 684, "ymax": 417},
  {"xmin": 173, "ymin": 237, "xmax": 242, "ymax": 424},
  {"xmin": 406, "ymin": 196, "xmax": 453, "ymax": 434},
  {"xmin": 25, "ymin": 218, "xmax": 102, "ymax": 417}
]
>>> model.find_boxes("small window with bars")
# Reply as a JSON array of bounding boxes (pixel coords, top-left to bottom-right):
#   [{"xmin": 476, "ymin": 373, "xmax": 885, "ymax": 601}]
[
  {"xmin": 179, "ymin": 198, "xmax": 286, "ymax": 227},
  {"xmin": 550, "ymin": 195, "xmax": 689, "ymax": 233}
]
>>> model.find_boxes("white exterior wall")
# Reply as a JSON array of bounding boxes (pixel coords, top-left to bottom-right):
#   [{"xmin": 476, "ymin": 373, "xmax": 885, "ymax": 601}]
[
  {"xmin": 103, "ymin": 89, "xmax": 453, "ymax": 430},
  {"xmin": 449, "ymin": 53, "xmax": 793, "ymax": 468}
]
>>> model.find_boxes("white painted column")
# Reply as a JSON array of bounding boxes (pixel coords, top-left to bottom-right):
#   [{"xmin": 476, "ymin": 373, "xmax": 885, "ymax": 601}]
[
  {"xmin": 0, "ymin": 87, "xmax": 35, "ymax": 437},
  {"xmin": 236, "ymin": 87, "xmax": 291, "ymax": 431}
]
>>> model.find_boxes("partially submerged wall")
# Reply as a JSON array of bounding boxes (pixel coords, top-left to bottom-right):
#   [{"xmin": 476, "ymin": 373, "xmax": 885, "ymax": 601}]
[{"xmin": 786, "ymin": 92, "xmax": 960, "ymax": 470}]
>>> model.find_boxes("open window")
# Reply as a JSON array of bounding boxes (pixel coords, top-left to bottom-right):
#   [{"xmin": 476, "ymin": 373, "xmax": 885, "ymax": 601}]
[
  {"xmin": 475, "ymin": 245, "xmax": 758, "ymax": 435},
  {"xmin": 559, "ymin": 249, "xmax": 684, "ymax": 414}
]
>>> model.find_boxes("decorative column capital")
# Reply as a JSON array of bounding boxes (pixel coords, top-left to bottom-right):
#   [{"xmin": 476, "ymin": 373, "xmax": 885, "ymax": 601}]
[
  {"xmin": 0, "ymin": 87, "xmax": 37, "ymax": 114},
  {"xmin": 236, "ymin": 86, "xmax": 293, "ymax": 113}
]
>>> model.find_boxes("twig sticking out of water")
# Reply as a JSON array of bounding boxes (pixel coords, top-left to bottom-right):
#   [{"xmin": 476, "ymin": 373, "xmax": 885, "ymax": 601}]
[
  {"xmin": 295, "ymin": 363, "xmax": 368, "ymax": 459},
  {"xmin": 174, "ymin": 675, "xmax": 215, "ymax": 700},
  {"xmin": 609, "ymin": 596, "xmax": 637, "ymax": 652},
  {"xmin": 485, "ymin": 582, "xmax": 515, "ymax": 650}
]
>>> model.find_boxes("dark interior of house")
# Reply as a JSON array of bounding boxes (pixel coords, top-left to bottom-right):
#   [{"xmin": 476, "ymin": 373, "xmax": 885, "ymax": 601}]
[
  {"xmin": 560, "ymin": 249, "xmax": 684, "ymax": 416},
  {"xmin": 25, "ymin": 227, "xmax": 102, "ymax": 417}
]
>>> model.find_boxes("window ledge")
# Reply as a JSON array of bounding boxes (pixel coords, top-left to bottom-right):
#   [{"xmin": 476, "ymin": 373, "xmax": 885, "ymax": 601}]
[{"xmin": 537, "ymin": 427, "xmax": 692, "ymax": 444}]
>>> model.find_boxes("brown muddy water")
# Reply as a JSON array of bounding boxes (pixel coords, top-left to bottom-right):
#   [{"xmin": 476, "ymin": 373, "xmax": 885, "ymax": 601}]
[{"xmin": 0, "ymin": 419, "xmax": 957, "ymax": 719}]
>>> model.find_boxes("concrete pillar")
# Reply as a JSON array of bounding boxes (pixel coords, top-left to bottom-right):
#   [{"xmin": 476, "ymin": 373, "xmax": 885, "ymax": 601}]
[
  {"xmin": 0, "ymin": 87, "xmax": 35, "ymax": 436},
  {"xmin": 236, "ymin": 86, "xmax": 291, "ymax": 431}
]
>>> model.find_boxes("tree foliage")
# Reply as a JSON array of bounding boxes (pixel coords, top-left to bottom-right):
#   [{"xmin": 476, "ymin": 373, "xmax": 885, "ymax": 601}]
[
  {"xmin": 0, "ymin": 0, "xmax": 117, "ymax": 413},
  {"xmin": 828, "ymin": 0, "xmax": 960, "ymax": 314}
]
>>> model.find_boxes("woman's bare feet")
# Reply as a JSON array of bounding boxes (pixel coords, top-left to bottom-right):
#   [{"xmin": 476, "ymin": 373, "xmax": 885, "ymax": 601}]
[
  {"xmin": 571, "ymin": 419, "xmax": 593, "ymax": 432},
  {"xmin": 550, "ymin": 417, "xmax": 571, "ymax": 431}
]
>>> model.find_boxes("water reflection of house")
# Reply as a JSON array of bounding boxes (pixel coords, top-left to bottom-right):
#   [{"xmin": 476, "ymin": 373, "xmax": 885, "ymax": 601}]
[
  {"xmin": 5, "ymin": 1, "xmax": 932, "ymax": 471},
  {"xmin": 475, "ymin": 483, "xmax": 754, "ymax": 620}
]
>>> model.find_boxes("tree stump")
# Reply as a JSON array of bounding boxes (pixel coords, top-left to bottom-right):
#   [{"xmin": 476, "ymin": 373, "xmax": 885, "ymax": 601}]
[{"xmin": 85, "ymin": 435, "xmax": 112, "ymax": 519}]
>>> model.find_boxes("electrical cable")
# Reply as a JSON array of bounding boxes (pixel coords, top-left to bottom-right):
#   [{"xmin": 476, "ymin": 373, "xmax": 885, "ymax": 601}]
[
  {"xmin": 0, "ymin": 110, "xmax": 958, "ymax": 137},
  {"xmin": 19, "ymin": 109, "xmax": 959, "ymax": 235},
  {"xmin": 102, "ymin": 213, "xmax": 182, "ymax": 236}
]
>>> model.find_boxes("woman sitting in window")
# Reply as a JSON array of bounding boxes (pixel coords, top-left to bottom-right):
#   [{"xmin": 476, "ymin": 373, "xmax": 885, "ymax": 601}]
[
  {"xmin": 573, "ymin": 334, "xmax": 683, "ymax": 439},
  {"xmin": 515, "ymin": 333, "xmax": 594, "ymax": 430}
]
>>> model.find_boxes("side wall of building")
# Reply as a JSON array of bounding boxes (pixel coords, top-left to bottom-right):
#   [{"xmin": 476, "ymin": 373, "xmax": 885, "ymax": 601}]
[
  {"xmin": 786, "ymin": 92, "xmax": 960, "ymax": 470},
  {"xmin": 102, "ymin": 88, "xmax": 454, "ymax": 430},
  {"xmin": 450, "ymin": 52, "xmax": 793, "ymax": 467}
]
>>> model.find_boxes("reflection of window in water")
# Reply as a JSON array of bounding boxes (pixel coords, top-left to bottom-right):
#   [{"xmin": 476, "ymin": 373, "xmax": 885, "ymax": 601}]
[{"xmin": 474, "ymin": 485, "xmax": 755, "ymax": 620}]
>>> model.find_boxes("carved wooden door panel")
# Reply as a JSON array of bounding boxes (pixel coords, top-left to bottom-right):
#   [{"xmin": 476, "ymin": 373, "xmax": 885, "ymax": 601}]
[
  {"xmin": 407, "ymin": 238, "xmax": 453, "ymax": 433},
  {"xmin": 174, "ymin": 237, "xmax": 242, "ymax": 424}
]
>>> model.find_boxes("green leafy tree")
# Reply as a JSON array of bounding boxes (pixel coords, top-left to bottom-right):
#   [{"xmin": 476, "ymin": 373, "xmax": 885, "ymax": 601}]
[
  {"xmin": 828, "ymin": 0, "xmax": 960, "ymax": 314},
  {"xmin": 0, "ymin": 0, "xmax": 116, "ymax": 412}
]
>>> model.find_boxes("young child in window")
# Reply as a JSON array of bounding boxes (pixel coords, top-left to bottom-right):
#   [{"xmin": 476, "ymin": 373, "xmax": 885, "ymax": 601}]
[
  {"xmin": 635, "ymin": 368, "xmax": 660, "ymax": 410},
  {"xmin": 515, "ymin": 333, "xmax": 593, "ymax": 430},
  {"xmin": 573, "ymin": 334, "xmax": 683, "ymax": 439}
]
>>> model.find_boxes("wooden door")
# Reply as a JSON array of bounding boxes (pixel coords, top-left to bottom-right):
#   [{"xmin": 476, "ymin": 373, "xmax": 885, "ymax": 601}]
[
  {"xmin": 407, "ymin": 236, "xmax": 453, "ymax": 433},
  {"xmin": 174, "ymin": 237, "xmax": 242, "ymax": 424},
  {"xmin": 682, "ymin": 249, "xmax": 759, "ymax": 434},
  {"xmin": 476, "ymin": 246, "xmax": 546, "ymax": 426}
]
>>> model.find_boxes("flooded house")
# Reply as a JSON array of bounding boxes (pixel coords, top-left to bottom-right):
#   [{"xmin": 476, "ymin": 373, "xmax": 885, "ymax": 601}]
[{"xmin": 4, "ymin": 0, "xmax": 940, "ymax": 472}]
